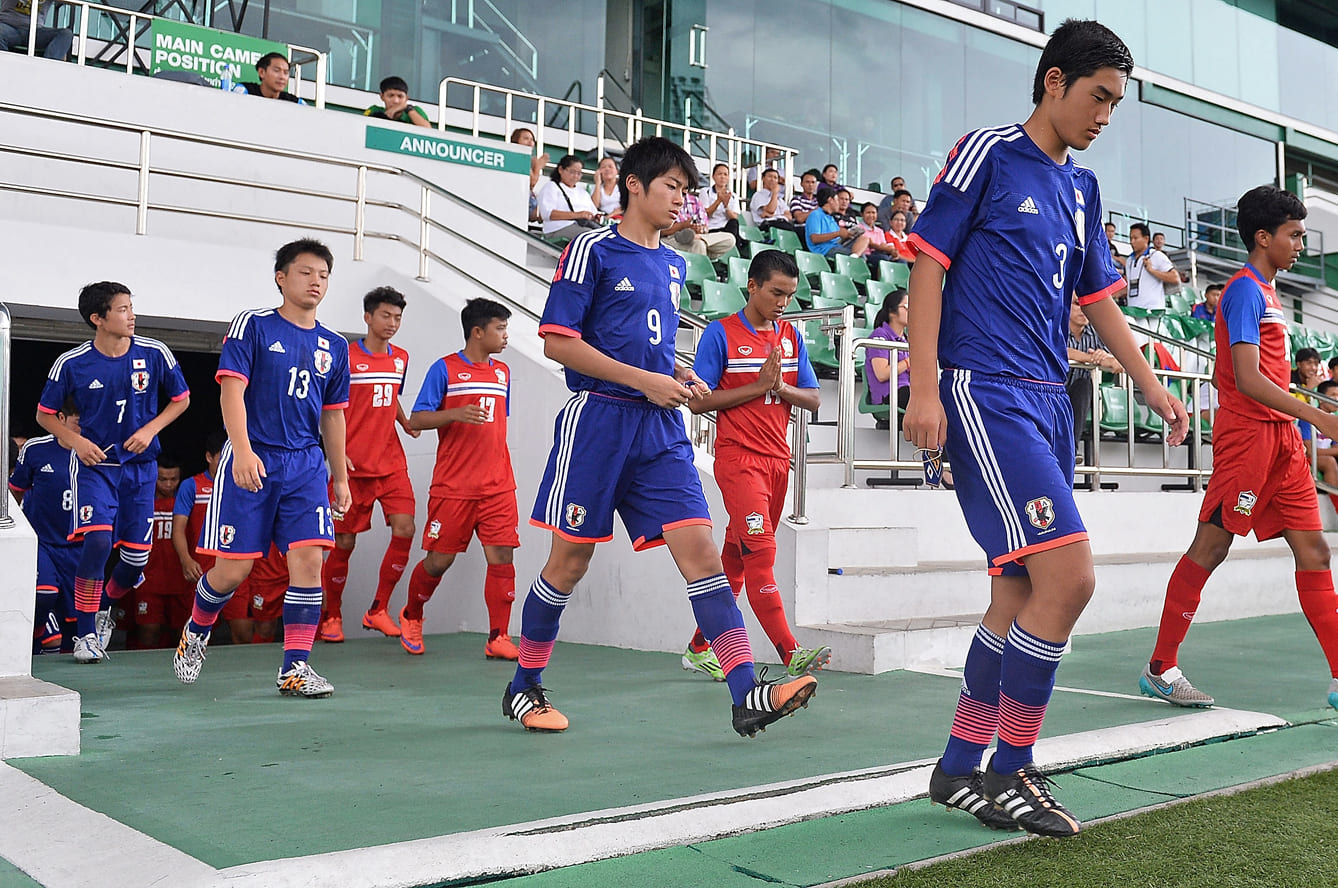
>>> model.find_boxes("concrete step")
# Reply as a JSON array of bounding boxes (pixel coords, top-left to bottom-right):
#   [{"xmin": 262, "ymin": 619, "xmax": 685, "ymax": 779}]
[
  {"xmin": 827, "ymin": 525, "xmax": 918, "ymax": 569},
  {"xmin": 796, "ymin": 615, "xmax": 981, "ymax": 675},
  {"xmin": 0, "ymin": 675, "xmax": 80, "ymax": 758}
]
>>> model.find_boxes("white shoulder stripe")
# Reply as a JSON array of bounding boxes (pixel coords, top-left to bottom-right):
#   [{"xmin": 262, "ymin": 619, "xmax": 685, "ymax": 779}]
[
  {"xmin": 17, "ymin": 434, "xmax": 56, "ymax": 460},
  {"xmin": 562, "ymin": 228, "xmax": 617, "ymax": 286},
  {"xmin": 944, "ymin": 125, "xmax": 1022, "ymax": 192},
  {"xmin": 227, "ymin": 308, "xmax": 273, "ymax": 340},
  {"xmin": 133, "ymin": 336, "xmax": 179, "ymax": 368},
  {"xmin": 48, "ymin": 341, "xmax": 93, "ymax": 380}
]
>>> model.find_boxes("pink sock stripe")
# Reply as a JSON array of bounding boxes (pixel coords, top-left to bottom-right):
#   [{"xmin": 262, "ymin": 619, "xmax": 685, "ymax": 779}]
[
  {"xmin": 74, "ymin": 577, "xmax": 102, "ymax": 613},
  {"xmin": 997, "ymin": 693, "xmax": 1047, "ymax": 747},
  {"xmin": 711, "ymin": 627, "xmax": 753, "ymax": 674},
  {"xmin": 190, "ymin": 603, "xmax": 222, "ymax": 629},
  {"xmin": 948, "ymin": 695, "xmax": 999, "ymax": 745},
  {"xmin": 284, "ymin": 622, "xmax": 319, "ymax": 652},
  {"xmin": 518, "ymin": 637, "xmax": 556, "ymax": 669}
]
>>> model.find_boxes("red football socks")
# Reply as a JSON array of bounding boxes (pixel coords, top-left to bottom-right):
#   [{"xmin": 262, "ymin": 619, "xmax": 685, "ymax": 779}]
[{"xmin": 1149, "ymin": 555, "xmax": 1211, "ymax": 675}]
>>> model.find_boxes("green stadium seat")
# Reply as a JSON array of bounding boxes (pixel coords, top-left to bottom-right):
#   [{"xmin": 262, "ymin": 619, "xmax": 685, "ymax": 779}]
[
  {"xmin": 800, "ymin": 319, "xmax": 839, "ymax": 372},
  {"xmin": 833, "ymin": 253, "xmax": 871, "ymax": 295},
  {"xmin": 878, "ymin": 261, "xmax": 910, "ymax": 289},
  {"xmin": 819, "ymin": 271, "xmax": 861, "ymax": 307},
  {"xmin": 865, "ymin": 279, "xmax": 900, "ymax": 315},
  {"xmin": 739, "ymin": 217, "xmax": 766, "ymax": 242},
  {"xmin": 747, "ymin": 241, "xmax": 780, "ymax": 258},
  {"xmin": 858, "ymin": 376, "xmax": 891, "ymax": 423},
  {"xmin": 677, "ymin": 250, "xmax": 719, "ymax": 298},
  {"xmin": 725, "ymin": 256, "xmax": 751, "ymax": 290},
  {"xmin": 771, "ymin": 228, "xmax": 803, "ymax": 254},
  {"xmin": 711, "ymin": 244, "xmax": 741, "ymax": 276},
  {"xmin": 1098, "ymin": 385, "xmax": 1132, "ymax": 439},
  {"xmin": 1167, "ymin": 290, "xmax": 1192, "ymax": 315},
  {"xmin": 699, "ymin": 281, "xmax": 747, "ymax": 320},
  {"xmin": 792, "ymin": 271, "xmax": 814, "ymax": 307},
  {"xmin": 795, "ymin": 250, "xmax": 831, "ymax": 289}
]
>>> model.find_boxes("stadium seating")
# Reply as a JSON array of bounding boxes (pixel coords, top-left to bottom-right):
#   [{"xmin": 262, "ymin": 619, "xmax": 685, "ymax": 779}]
[
  {"xmin": 725, "ymin": 256, "xmax": 751, "ymax": 290},
  {"xmin": 739, "ymin": 217, "xmax": 766, "ymax": 242},
  {"xmin": 865, "ymin": 279, "xmax": 900, "ymax": 314},
  {"xmin": 818, "ymin": 271, "xmax": 861, "ymax": 308},
  {"xmin": 796, "ymin": 250, "xmax": 831, "ymax": 289},
  {"xmin": 878, "ymin": 261, "xmax": 910, "ymax": 289},
  {"xmin": 699, "ymin": 281, "xmax": 747, "ymax": 320},
  {"xmin": 747, "ymin": 241, "xmax": 780, "ymax": 258},
  {"xmin": 771, "ymin": 228, "xmax": 804, "ymax": 254},
  {"xmin": 833, "ymin": 253, "xmax": 871, "ymax": 294},
  {"xmin": 678, "ymin": 250, "xmax": 718, "ymax": 299}
]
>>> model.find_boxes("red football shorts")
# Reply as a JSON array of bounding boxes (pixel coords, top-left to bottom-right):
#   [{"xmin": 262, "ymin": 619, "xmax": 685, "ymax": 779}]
[
  {"xmin": 134, "ymin": 587, "xmax": 192, "ymax": 627},
  {"xmin": 1200, "ymin": 412, "xmax": 1319, "ymax": 541},
  {"xmin": 422, "ymin": 492, "xmax": 520, "ymax": 554},
  {"xmin": 333, "ymin": 471, "xmax": 417, "ymax": 535},
  {"xmin": 715, "ymin": 445, "xmax": 789, "ymax": 551}
]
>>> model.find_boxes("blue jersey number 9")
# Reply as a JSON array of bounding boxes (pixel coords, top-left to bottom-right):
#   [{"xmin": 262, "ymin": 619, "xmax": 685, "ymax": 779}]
[{"xmin": 647, "ymin": 308, "xmax": 662, "ymax": 345}]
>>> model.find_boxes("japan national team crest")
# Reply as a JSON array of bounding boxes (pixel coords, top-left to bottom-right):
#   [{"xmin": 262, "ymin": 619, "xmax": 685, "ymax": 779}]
[
  {"xmin": 1024, "ymin": 496, "xmax": 1055, "ymax": 531},
  {"xmin": 1234, "ymin": 490, "xmax": 1257, "ymax": 516},
  {"xmin": 314, "ymin": 350, "xmax": 333, "ymax": 375},
  {"xmin": 78, "ymin": 505, "xmax": 93, "ymax": 524},
  {"xmin": 220, "ymin": 525, "xmax": 236, "ymax": 546},
  {"xmin": 745, "ymin": 512, "xmax": 765, "ymax": 535},
  {"xmin": 130, "ymin": 370, "xmax": 149, "ymax": 392},
  {"xmin": 668, "ymin": 265, "xmax": 680, "ymax": 280},
  {"xmin": 564, "ymin": 503, "xmax": 587, "ymax": 529}
]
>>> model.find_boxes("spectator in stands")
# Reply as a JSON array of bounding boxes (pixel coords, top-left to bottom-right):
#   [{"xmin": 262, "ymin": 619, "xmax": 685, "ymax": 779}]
[
  {"xmin": 878, "ymin": 189, "xmax": 917, "ymax": 231},
  {"xmin": 510, "ymin": 127, "xmax": 545, "ymax": 224},
  {"xmin": 1329, "ymin": 356, "xmax": 1338, "ymax": 381},
  {"xmin": 885, "ymin": 209, "xmax": 915, "ymax": 262},
  {"xmin": 1152, "ymin": 232, "xmax": 1167, "ymax": 251},
  {"xmin": 240, "ymin": 52, "xmax": 301, "ymax": 103},
  {"xmin": 746, "ymin": 146, "xmax": 785, "ymax": 192},
  {"xmin": 858, "ymin": 202, "xmax": 899, "ymax": 263},
  {"xmin": 865, "ymin": 288, "xmax": 911, "ymax": 413},
  {"xmin": 1191, "ymin": 283, "xmax": 1222, "ymax": 322},
  {"xmin": 805, "ymin": 185, "xmax": 870, "ymax": 259},
  {"xmin": 834, "ymin": 188, "xmax": 860, "ymax": 229},
  {"xmin": 821, "ymin": 164, "xmax": 840, "ymax": 188},
  {"xmin": 789, "ymin": 169, "xmax": 821, "ymax": 228},
  {"xmin": 1293, "ymin": 347, "xmax": 1323, "ymax": 392},
  {"xmin": 363, "ymin": 75, "xmax": 430, "ymax": 127},
  {"xmin": 591, "ymin": 157, "xmax": 622, "ymax": 218},
  {"xmin": 750, "ymin": 168, "xmax": 797, "ymax": 234},
  {"xmin": 1104, "ymin": 221, "xmax": 1128, "ymax": 273},
  {"xmin": 1311, "ymin": 380, "xmax": 1338, "ymax": 502},
  {"xmin": 1126, "ymin": 222, "xmax": 1178, "ymax": 310},
  {"xmin": 663, "ymin": 186, "xmax": 734, "ymax": 258},
  {"xmin": 536, "ymin": 154, "xmax": 601, "ymax": 241},
  {"xmin": 874, "ymin": 177, "xmax": 905, "ymax": 228},
  {"xmin": 700, "ymin": 162, "xmax": 742, "ymax": 248},
  {"xmin": 0, "ymin": 0, "xmax": 72, "ymax": 60},
  {"xmin": 1065, "ymin": 294, "xmax": 1123, "ymax": 452}
]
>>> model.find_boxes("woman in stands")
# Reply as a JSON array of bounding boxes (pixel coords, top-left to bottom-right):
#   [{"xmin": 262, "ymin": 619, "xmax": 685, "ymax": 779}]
[
  {"xmin": 535, "ymin": 155, "xmax": 602, "ymax": 242},
  {"xmin": 510, "ymin": 128, "xmax": 545, "ymax": 224},
  {"xmin": 591, "ymin": 157, "xmax": 622, "ymax": 219},
  {"xmin": 865, "ymin": 288, "xmax": 911, "ymax": 412},
  {"xmin": 885, "ymin": 210, "xmax": 915, "ymax": 262},
  {"xmin": 699, "ymin": 162, "xmax": 742, "ymax": 250}
]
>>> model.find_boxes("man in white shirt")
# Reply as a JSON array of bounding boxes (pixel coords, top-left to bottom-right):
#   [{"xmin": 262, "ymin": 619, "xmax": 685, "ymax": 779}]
[
  {"xmin": 749, "ymin": 168, "xmax": 799, "ymax": 234},
  {"xmin": 1126, "ymin": 222, "xmax": 1179, "ymax": 311}
]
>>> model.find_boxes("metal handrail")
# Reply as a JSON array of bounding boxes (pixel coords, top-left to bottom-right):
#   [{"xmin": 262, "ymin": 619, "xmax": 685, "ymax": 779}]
[
  {"xmin": 437, "ymin": 75, "xmax": 799, "ymax": 202},
  {"xmin": 0, "ymin": 302, "xmax": 12, "ymax": 529},
  {"xmin": 21, "ymin": 1, "xmax": 328, "ymax": 108}
]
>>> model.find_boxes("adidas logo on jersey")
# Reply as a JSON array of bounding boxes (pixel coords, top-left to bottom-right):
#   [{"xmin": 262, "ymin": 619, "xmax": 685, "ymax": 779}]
[
  {"xmin": 1017, "ymin": 196, "xmax": 1039, "ymax": 214},
  {"xmin": 88, "ymin": 379, "xmax": 104, "ymax": 389},
  {"xmin": 614, "ymin": 277, "xmax": 635, "ymax": 292},
  {"xmin": 269, "ymin": 341, "xmax": 287, "ymax": 353},
  {"xmin": 40, "ymin": 464, "xmax": 55, "ymax": 473}
]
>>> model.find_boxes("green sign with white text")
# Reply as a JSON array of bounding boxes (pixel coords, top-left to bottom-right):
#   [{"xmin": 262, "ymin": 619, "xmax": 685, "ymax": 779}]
[
  {"xmin": 149, "ymin": 19, "xmax": 287, "ymax": 88},
  {"xmin": 365, "ymin": 126, "xmax": 530, "ymax": 175}
]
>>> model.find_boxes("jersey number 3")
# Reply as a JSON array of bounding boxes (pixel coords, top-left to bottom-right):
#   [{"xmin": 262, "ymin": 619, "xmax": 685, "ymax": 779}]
[{"xmin": 1053, "ymin": 243, "xmax": 1068, "ymax": 291}]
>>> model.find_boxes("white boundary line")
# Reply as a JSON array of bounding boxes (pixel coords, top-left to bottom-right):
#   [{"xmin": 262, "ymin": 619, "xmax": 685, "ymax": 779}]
[
  {"xmin": 0, "ymin": 708, "xmax": 1288, "ymax": 888},
  {"xmin": 907, "ymin": 665, "xmax": 1153, "ymax": 702}
]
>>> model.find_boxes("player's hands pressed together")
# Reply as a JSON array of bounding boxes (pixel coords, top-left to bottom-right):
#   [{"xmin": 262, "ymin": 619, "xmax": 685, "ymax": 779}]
[
  {"xmin": 1142, "ymin": 384, "xmax": 1190, "ymax": 446},
  {"xmin": 903, "ymin": 392, "xmax": 948, "ymax": 451},
  {"xmin": 231, "ymin": 448, "xmax": 267, "ymax": 492},
  {"xmin": 641, "ymin": 371, "xmax": 694, "ymax": 408},
  {"xmin": 757, "ymin": 347, "xmax": 784, "ymax": 394}
]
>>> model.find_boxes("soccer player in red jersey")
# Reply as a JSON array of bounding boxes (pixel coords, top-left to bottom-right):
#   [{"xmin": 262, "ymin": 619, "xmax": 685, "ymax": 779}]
[
  {"xmin": 318, "ymin": 287, "xmax": 420, "ymax": 642},
  {"xmin": 236, "ymin": 544, "xmax": 289, "ymax": 644},
  {"xmin": 681, "ymin": 251, "xmax": 830, "ymax": 679},
  {"xmin": 171, "ymin": 432, "xmax": 223, "ymax": 596},
  {"xmin": 1141, "ymin": 185, "xmax": 1338, "ymax": 712},
  {"xmin": 132, "ymin": 458, "xmax": 189, "ymax": 648},
  {"xmin": 400, "ymin": 298, "xmax": 520, "ymax": 659}
]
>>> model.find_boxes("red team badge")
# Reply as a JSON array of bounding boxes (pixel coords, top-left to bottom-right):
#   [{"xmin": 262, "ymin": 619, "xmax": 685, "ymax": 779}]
[
  {"xmin": 1025, "ymin": 496, "xmax": 1055, "ymax": 531},
  {"xmin": 564, "ymin": 503, "xmax": 587, "ymax": 529},
  {"xmin": 1234, "ymin": 490, "xmax": 1257, "ymax": 516},
  {"xmin": 745, "ymin": 511, "xmax": 765, "ymax": 535}
]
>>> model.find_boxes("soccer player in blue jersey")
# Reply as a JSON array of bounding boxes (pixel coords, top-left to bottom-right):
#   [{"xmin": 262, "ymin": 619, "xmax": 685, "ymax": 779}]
[
  {"xmin": 505, "ymin": 136, "xmax": 818, "ymax": 735},
  {"xmin": 36, "ymin": 282, "xmax": 191, "ymax": 663},
  {"xmin": 904, "ymin": 20, "xmax": 1189, "ymax": 836},
  {"xmin": 9, "ymin": 399, "xmax": 81, "ymax": 655},
  {"xmin": 172, "ymin": 238, "xmax": 351, "ymax": 697}
]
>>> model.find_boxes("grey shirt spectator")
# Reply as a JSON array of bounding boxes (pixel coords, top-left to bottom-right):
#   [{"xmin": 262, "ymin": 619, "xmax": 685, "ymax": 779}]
[
  {"xmin": 876, "ymin": 189, "xmax": 918, "ymax": 231},
  {"xmin": 0, "ymin": 0, "xmax": 73, "ymax": 60}
]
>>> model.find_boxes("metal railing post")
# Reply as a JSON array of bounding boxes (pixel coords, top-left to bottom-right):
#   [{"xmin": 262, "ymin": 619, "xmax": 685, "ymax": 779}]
[
  {"xmin": 595, "ymin": 75, "xmax": 605, "ymax": 154},
  {"xmin": 77, "ymin": 3, "xmax": 89, "ymax": 65},
  {"xmin": 135, "ymin": 130, "xmax": 151, "ymax": 235},
  {"xmin": 0, "ymin": 303, "xmax": 12, "ymax": 528},
  {"xmin": 353, "ymin": 165, "xmax": 367, "ymax": 260},
  {"xmin": 315, "ymin": 53, "xmax": 327, "ymax": 109},
  {"xmin": 1088, "ymin": 367, "xmax": 1102, "ymax": 490},
  {"xmin": 27, "ymin": 7, "xmax": 37, "ymax": 57},
  {"xmin": 126, "ymin": 13, "xmax": 136, "ymax": 72},
  {"xmin": 838, "ymin": 304, "xmax": 856, "ymax": 486},
  {"xmin": 789, "ymin": 403, "xmax": 809, "ymax": 525},
  {"xmin": 417, "ymin": 186, "xmax": 431, "ymax": 281}
]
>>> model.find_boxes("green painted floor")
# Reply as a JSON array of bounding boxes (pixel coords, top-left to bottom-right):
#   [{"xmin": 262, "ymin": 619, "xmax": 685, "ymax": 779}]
[
  {"xmin": 11, "ymin": 614, "xmax": 1338, "ymax": 878},
  {"xmin": 0, "ymin": 858, "xmax": 40, "ymax": 888}
]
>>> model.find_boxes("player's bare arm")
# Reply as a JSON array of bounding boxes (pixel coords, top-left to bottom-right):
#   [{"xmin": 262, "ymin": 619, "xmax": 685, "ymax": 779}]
[
  {"xmin": 171, "ymin": 513, "xmax": 204, "ymax": 582},
  {"xmin": 673, "ymin": 361, "xmax": 710, "ymax": 398},
  {"xmin": 1082, "ymin": 296, "xmax": 1189, "ymax": 444},
  {"xmin": 219, "ymin": 375, "xmax": 266, "ymax": 491},
  {"xmin": 395, "ymin": 400, "xmax": 422, "ymax": 438},
  {"xmin": 123, "ymin": 394, "xmax": 191, "ymax": 454},
  {"xmin": 35, "ymin": 410, "xmax": 105, "ymax": 466},
  {"xmin": 320, "ymin": 408, "xmax": 352, "ymax": 516},
  {"xmin": 1230, "ymin": 341, "xmax": 1338, "ymax": 440},
  {"xmin": 409, "ymin": 403, "xmax": 488, "ymax": 429},
  {"xmin": 903, "ymin": 255, "xmax": 948, "ymax": 450},
  {"xmin": 687, "ymin": 350, "xmax": 777, "ymax": 414},
  {"xmin": 544, "ymin": 332, "xmax": 692, "ymax": 408}
]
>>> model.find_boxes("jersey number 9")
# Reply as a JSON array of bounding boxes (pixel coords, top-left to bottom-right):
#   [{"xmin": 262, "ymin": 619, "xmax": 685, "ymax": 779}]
[{"xmin": 647, "ymin": 308, "xmax": 662, "ymax": 345}]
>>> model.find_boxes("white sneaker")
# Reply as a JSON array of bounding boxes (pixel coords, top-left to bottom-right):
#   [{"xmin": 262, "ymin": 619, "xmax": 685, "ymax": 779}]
[
  {"xmin": 72, "ymin": 633, "xmax": 107, "ymax": 664},
  {"xmin": 94, "ymin": 608, "xmax": 116, "ymax": 650},
  {"xmin": 172, "ymin": 625, "xmax": 211, "ymax": 684},
  {"xmin": 1139, "ymin": 665, "xmax": 1214, "ymax": 707},
  {"xmin": 276, "ymin": 661, "xmax": 334, "ymax": 698}
]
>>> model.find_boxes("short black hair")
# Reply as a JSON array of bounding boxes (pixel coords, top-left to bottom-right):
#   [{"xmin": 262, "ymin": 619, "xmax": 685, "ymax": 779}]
[
  {"xmin": 1129, "ymin": 222, "xmax": 1151, "ymax": 240},
  {"xmin": 509, "ymin": 127, "xmax": 535, "ymax": 144},
  {"xmin": 1031, "ymin": 19, "xmax": 1133, "ymax": 105},
  {"xmin": 618, "ymin": 137, "xmax": 698, "ymax": 212},
  {"xmin": 78, "ymin": 281, "xmax": 132, "ymax": 329},
  {"xmin": 835, "ymin": 187, "xmax": 851, "ymax": 197},
  {"xmin": 204, "ymin": 429, "xmax": 227, "ymax": 456},
  {"xmin": 1328, "ymin": 356, "xmax": 1338, "ymax": 371},
  {"xmin": 363, "ymin": 286, "xmax": 406, "ymax": 314},
  {"xmin": 461, "ymin": 297, "xmax": 510, "ymax": 339},
  {"xmin": 157, "ymin": 455, "xmax": 182, "ymax": 471},
  {"xmin": 822, "ymin": 164, "xmax": 838, "ymax": 175},
  {"xmin": 58, "ymin": 395, "xmax": 80, "ymax": 417},
  {"xmin": 1153, "ymin": 231, "xmax": 1166, "ymax": 240},
  {"xmin": 274, "ymin": 238, "xmax": 334, "ymax": 275},
  {"xmin": 892, "ymin": 189, "xmax": 913, "ymax": 201},
  {"xmin": 379, "ymin": 75, "xmax": 408, "ymax": 94},
  {"xmin": 1319, "ymin": 379, "xmax": 1338, "ymax": 396},
  {"xmin": 815, "ymin": 185, "xmax": 839, "ymax": 207},
  {"xmin": 1235, "ymin": 185, "xmax": 1306, "ymax": 250},
  {"xmin": 256, "ymin": 51, "xmax": 287, "ymax": 73},
  {"xmin": 761, "ymin": 167, "xmax": 779, "ymax": 178},
  {"xmin": 748, "ymin": 250, "xmax": 799, "ymax": 287},
  {"xmin": 801, "ymin": 168, "xmax": 820, "ymax": 181},
  {"xmin": 1204, "ymin": 283, "xmax": 1224, "ymax": 296},
  {"xmin": 1296, "ymin": 347, "xmax": 1321, "ymax": 364},
  {"xmin": 860, "ymin": 202, "xmax": 878, "ymax": 213},
  {"xmin": 712, "ymin": 162, "xmax": 729, "ymax": 175}
]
